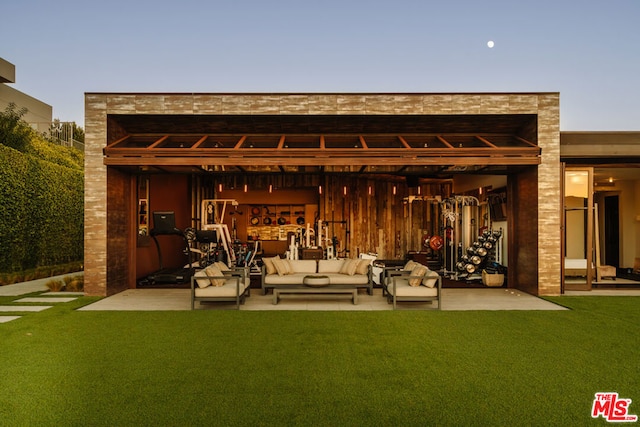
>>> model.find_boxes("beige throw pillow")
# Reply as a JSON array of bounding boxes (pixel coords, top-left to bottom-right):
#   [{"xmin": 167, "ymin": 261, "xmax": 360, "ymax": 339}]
[
  {"xmin": 205, "ymin": 264, "xmax": 226, "ymax": 287},
  {"xmin": 272, "ymin": 257, "xmax": 289, "ymax": 276},
  {"xmin": 409, "ymin": 265, "xmax": 427, "ymax": 287},
  {"xmin": 404, "ymin": 260, "xmax": 418, "ymax": 271},
  {"xmin": 263, "ymin": 257, "xmax": 277, "ymax": 275},
  {"xmin": 356, "ymin": 259, "xmax": 371, "ymax": 275},
  {"xmin": 215, "ymin": 261, "xmax": 230, "ymax": 272},
  {"xmin": 339, "ymin": 259, "xmax": 359, "ymax": 276}
]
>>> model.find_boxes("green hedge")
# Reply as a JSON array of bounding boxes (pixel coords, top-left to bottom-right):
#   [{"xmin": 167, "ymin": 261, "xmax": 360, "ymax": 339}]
[{"xmin": 0, "ymin": 144, "xmax": 83, "ymax": 273}]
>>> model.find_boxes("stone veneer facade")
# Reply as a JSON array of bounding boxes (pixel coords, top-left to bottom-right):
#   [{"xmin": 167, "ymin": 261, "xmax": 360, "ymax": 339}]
[{"xmin": 84, "ymin": 93, "xmax": 561, "ymax": 296}]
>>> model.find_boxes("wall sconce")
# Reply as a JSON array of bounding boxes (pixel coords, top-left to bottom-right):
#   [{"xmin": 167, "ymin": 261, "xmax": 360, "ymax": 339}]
[
  {"xmin": 393, "ymin": 185, "xmax": 397, "ymax": 195},
  {"xmin": 368, "ymin": 185, "xmax": 373, "ymax": 196},
  {"xmin": 244, "ymin": 184, "xmax": 248, "ymax": 193},
  {"xmin": 343, "ymin": 186, "xmax": 348, "ymax": 196},
  {"xmin": 269, "ymin": 184, "xmax": 273, "ymax": 193},
  {"xmin": 417, "ymin": 186, "xmax": 422, "ymax": 195},
  {"xmin": 318, "ymin": 185, "xmax": 322, "ymax": 195},
  {"xmin": 218, "ymin": 183, "xmax": 223, "ymax": 193}
]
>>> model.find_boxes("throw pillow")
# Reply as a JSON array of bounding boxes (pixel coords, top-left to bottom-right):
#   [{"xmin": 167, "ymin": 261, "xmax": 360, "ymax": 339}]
[
  {"xmin": 194, "ymin": 269, "xmax": 211, "ymax": 288},
  {"xmin": 355, "ymin": 258, "xmax": 371, "ymax": 275},
  {"xmin": 422, "ymin": 270, "xmax": 439, "ymax": 288},
  {"xmin": 282, "ymin": 259, "xmax": 293, "ymax": 275},
  {"xmin": 205, "ymin": 264, "xmax": 226, "ymax": 287},
  {"xmin": 404, "ymin": 260, "xmax": 418, "ymax": 271},
  {"xmin": 409, "ymin": 265, "xmax": 427, "ymax": 287},
  {"xmin": 272, "ymin": 257, "xmax": 289, "ymax": 276},
  {"xmin": 339, "ymin": 259, "xmax": 359, "ymax": 276},
  {"xmin": 263, "ymin": 257, "xmax": 277, "ymax": 275},
  {"xmin": 216, "ymin": 261, "xmax": 230, "ymax": 272}
]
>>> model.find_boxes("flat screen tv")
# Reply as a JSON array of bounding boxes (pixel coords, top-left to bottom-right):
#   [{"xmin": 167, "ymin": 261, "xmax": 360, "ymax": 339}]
[{"xmin": 152, "ymin": 211, "xmax": 178, "ymax": 235}]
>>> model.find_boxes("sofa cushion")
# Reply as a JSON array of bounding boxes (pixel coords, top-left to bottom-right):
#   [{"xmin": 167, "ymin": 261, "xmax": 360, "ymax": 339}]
[
  {"xmin": 263, "ymin": 273, "xmax": 308, "ymax": 285},
  {"xmin": 408, "ymin": 265, "xmax": 428, "ymax": 286},
  {"xmin": 289, "ymin": 260, "xmax": 318, "ymax": 274},
  {"xmin": 318, "ymin": 259, "xmax": 344, "ymax": 274},
  {"xmin": 339, "ymin": 259, "xmax": 359, "ymax": 275},
  {"xmin": 391, "ymin": 278, "xmax": 439, "ymax": 297},
  {"xmin": 195, "ymin": 277, "xmax": 247, "ymax": 297}
]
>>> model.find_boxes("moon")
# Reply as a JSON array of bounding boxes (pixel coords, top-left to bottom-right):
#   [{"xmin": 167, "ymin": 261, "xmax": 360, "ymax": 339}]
[{"xmin": 487, "ymin": 40, "xmax": 495, "ymax": 48}]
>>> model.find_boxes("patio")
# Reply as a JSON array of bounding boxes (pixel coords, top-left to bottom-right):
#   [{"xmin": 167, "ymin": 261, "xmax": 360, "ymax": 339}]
[{"xmin": 78, "ymin": 287, "xmax": 569, "ymax": 311}]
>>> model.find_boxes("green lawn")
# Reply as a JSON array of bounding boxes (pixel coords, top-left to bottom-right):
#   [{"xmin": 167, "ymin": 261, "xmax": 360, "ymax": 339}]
[{"xmin": 0, "ymin": 294, "xmax": 638, "ymax": 426}]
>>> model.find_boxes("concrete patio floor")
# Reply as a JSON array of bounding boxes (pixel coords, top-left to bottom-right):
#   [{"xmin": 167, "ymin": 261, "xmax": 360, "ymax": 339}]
[
  {"xmin": 77, "ymin": 287, "xmax": 570, "ymax": 311},
  {"xmin": 3, "ymin": 273, "xmax": 639, "ymax": 315}
]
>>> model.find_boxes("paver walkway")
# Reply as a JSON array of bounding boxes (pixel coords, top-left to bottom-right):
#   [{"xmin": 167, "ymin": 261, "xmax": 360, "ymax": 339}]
[{"xmin": 0, "ymin": 273, "xmax": 83, "ymax": 323}]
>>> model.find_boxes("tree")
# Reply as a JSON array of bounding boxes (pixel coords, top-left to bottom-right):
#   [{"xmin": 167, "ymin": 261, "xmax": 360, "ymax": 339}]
[{"xmin": 0, "ymin": 103, "xmax": 35, "ymax": 152}]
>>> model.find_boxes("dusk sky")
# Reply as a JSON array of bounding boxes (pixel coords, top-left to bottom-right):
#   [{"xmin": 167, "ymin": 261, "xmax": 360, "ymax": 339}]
[{"xmin": 2, "ymin": 0, "xmax": 639, "ymax": 130}]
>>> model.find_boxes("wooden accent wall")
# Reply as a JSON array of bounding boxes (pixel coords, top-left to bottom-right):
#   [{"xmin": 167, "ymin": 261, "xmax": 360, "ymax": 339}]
[
  {"xmin": 318, "ymin": 176, "xmax": 449, "ymax": 259},
  {"xmin": 105, "ymin": 168, "xmax": 131, "ymax": 295},
  {"xmin": 508, "ymin": 168, "xmax": 539, "ymax": 294}
]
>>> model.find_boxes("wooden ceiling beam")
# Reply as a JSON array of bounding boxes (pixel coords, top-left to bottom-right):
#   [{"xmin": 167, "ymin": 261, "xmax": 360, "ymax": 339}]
[
  {"xmin": 476, "ymin": 136, "xmax": 497, "ymax": 148},
  {"xmin": 437, "ymin": 136, "xmax": 454, "ymax": 148},
  {"xmin": 105, "ymin": 155, "xmax": 540, "ymax": 167},
  {"xmin": 398, "ymin": 136, "xmax": 412, "ymax": 149},
  {"xmin": 233, "ymin": 135, "xmax": 247, "ymax": 149},
  {"xmin": 147, "ymin": 135, "xmax": 169, "ymax": 149},
  {"xmin": 191, "ymin": 135, "xmax": 208, "ymax": 149}
]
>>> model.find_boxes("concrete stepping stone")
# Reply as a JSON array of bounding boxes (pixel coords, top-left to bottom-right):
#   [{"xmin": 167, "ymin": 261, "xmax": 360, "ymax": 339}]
[
  {"xmin": 0, "ymin": 305, "xmax": 51, "ymax": 312},
  {"xmin": 46, "ymin": 292, "xmax": 83, "ymax": 296},
  {"xmin": 15, "ymin": 297, "xmax": 77, "ymax": 303},
  {"xmin": 0, "ymin": 316, "xmax": 22, "ymax": 323}
]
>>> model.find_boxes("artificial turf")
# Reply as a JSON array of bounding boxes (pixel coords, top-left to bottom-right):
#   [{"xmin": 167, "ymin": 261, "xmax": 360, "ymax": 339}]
[{"xmin": 0, "ymin": 294, "xmax": 638, "ymax": 426}]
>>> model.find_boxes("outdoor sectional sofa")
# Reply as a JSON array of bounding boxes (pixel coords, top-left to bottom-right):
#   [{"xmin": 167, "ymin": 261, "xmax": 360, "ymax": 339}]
[
  {"xmin": 261, "ymin": 257, "xmax": 374, "ymax": 296},
  {"xmin": 190, "ymin": 263, "xmax": 250, "ymax": 309},
  {"xmin": 382, "ymin": 260, "xmax": 441, "ymax": 309}
]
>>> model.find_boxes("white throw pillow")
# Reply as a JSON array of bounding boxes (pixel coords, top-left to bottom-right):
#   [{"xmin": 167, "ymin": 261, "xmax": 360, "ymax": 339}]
[
  {"xmin": 194, "ymin": 269, "xmax": 211, "ymax": 288},
  {"xmin": 422, "ymin": 270, "xmax": 439, "ymax": 288}
]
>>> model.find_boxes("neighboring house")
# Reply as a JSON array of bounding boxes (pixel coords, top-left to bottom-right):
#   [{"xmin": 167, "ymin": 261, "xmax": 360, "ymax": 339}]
[{"xmin": 0, "ymin": 58, "xmax": 52, "ymax": 133}]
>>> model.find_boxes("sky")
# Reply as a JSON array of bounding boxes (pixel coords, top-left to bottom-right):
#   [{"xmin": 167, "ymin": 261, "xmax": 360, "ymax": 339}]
[{"xmin": 2, "ymin": 0, "xmax": 639, "ymax": 130}]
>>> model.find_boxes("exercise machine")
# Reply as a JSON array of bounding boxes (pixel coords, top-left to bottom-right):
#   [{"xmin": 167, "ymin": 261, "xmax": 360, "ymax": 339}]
[{"xmin": 140, "ymin": 211, "xmax": 192, "ymax": 286}]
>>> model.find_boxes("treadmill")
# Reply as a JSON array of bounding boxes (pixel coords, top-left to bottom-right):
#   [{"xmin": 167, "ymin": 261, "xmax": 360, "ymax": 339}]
[{"xmin": 140, "ymin": 211, "xmax": 192, "ymax": 286}]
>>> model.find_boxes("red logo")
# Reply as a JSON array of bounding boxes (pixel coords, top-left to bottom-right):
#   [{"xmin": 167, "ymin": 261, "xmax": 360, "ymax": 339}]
[{"xmin": 592, "ymin": 392, "xmax": 638, "ymax": 422}]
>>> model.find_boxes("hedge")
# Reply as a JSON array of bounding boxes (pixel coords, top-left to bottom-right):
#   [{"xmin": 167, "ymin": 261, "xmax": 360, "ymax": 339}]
[{"xmin": 0, "ymin": 144, "xmax": 83, "ymax": 273}]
